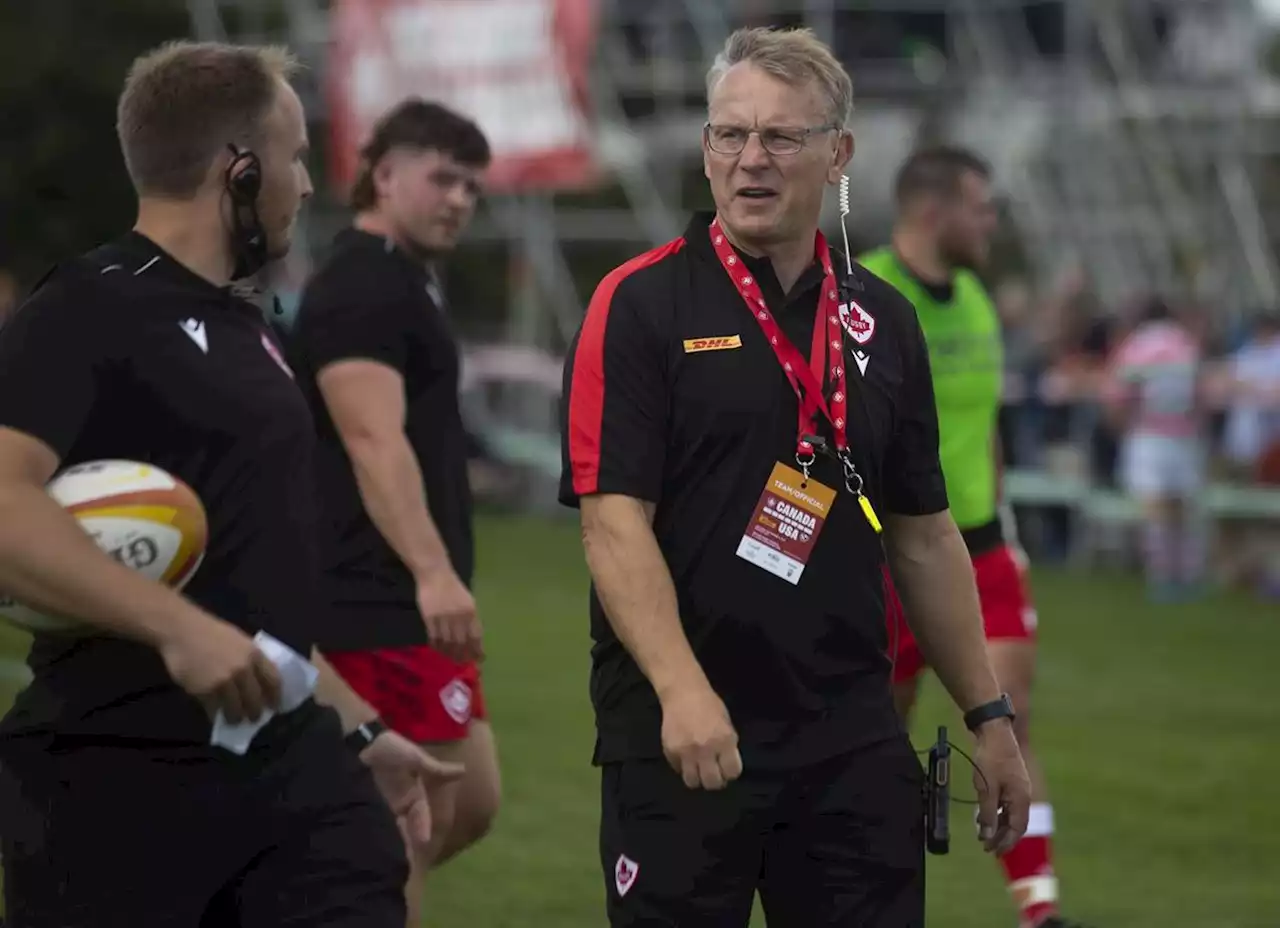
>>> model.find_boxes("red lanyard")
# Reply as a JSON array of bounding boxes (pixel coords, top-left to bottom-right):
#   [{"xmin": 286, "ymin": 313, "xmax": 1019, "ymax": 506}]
[
  {"xmin": 707, "ymin": 219, "xmax": 882, "ymax": 532},
  {"xmin": 708, "ymin": 219, "xmax": 847, "ymax": 464}
]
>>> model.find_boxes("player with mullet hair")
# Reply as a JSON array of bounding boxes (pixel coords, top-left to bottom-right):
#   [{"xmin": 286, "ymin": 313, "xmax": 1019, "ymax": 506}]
[
  {"xmin": 0, "ymin": 41, "xmax": 459, "ymax": 928},
  {"xmin": 862, "ymin": 146, "xmax": 1092, "ymax": 928},
  {"xmin": 290, "ymin": 98, "xmax": 499, "ymax": 926}
]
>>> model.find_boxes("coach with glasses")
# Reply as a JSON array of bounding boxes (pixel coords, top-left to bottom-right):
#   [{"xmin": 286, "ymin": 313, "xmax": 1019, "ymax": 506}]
[{"xmin": 559, "ymin": 26, "xmax": 1031, "ymax": 927}]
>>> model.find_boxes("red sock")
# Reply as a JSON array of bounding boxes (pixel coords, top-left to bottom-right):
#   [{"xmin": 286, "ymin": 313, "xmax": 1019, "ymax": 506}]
[{"xmin": 999, "ymin": 803, "xmax": 1058, "ymax": 927}]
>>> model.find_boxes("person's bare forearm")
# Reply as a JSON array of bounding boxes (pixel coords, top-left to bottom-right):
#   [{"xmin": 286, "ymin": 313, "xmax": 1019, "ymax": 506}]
[
  {"xmin": 0, "ymin": 483, "xmax": 213, "ymax": 647},
  {"xmin": 312, "ymin": 648, "xmax": 378, "ymax": 733},
  {"xmin": 345, "ymin": 433, "xmax": 452, "ymax": 580},
  {"xmin": 581, "ymin": 495, "xmax": 707, "ymax": 699},
  {"xmin": 884, "ymin": 513, "xmax": 1002, "ymax": 711}
]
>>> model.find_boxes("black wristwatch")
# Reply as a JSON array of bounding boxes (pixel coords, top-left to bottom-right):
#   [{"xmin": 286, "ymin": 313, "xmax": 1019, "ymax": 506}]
[
  {"xmin": 963, "ymin": 694, "xmax": 1016, "ymax": 733},
  {"xmin": 344, "ymin": 718, "xmax": 389, "ymax": 754}
]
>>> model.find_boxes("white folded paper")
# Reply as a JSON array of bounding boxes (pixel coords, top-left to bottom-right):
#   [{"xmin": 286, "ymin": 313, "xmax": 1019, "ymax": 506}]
[{"xmin": 210, "ymin": 631, "xmax": 319, "ymax": 755}]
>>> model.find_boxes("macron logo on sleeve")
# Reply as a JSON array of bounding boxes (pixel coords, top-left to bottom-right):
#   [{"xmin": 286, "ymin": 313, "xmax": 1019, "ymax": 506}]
[{"xmin": 179, "ymin": 318, "xmax": 208, "ymax": 354}]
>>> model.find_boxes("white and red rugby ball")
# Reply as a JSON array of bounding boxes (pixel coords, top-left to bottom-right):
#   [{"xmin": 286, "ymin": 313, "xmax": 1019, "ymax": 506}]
[{"xmin": 0, "ymin": 460, "xmax": 208, "ymax": 634}]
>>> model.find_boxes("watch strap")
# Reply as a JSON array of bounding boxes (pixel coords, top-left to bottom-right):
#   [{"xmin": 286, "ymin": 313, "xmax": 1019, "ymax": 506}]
[
  {"xmin": 963, "ymin": 694, "xmax": 1016, "ymax": 732},
  {"xmin": 344, "ymin": 718, "xmax": 388, "ymax": 754}
]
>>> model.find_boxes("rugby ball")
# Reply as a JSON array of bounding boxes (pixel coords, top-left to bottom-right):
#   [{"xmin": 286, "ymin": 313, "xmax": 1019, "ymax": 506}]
[{"xmin": 0, "ymin": 460, "xmax": 208, "ymax": 634}]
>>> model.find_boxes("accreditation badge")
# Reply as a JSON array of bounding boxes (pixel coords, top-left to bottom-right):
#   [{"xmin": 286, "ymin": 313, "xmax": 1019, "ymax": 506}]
[{"xmin": 735, "ymin": 462, "xmax": 837, "ymax": 585}]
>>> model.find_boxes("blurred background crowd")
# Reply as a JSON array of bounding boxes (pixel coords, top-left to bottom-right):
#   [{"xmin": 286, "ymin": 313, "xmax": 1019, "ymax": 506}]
[{"xmin": 3, "ymin": 0, "xmax": 1280, "ymax": 597}]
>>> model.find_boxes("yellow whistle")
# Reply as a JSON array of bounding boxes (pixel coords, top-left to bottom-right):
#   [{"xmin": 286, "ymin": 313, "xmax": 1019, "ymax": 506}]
[{"xmin": 858, "ymin": 494, "xmax": 883, "ymax": 534}]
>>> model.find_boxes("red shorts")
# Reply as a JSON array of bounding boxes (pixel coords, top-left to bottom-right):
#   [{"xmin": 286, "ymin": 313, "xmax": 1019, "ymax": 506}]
[
  {"xmin": 325, "ymin": 645, "xmax": 487, "ymax": 744},
  {"xmin": 884, "ymin": 544, "xmax": 1037, "ymax": 685}
]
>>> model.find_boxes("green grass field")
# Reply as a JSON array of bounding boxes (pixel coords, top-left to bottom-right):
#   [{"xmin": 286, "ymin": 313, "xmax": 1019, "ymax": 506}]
[{"xmin": 0, "ymin": 513, "xmax": 1277, "ymax": 926}]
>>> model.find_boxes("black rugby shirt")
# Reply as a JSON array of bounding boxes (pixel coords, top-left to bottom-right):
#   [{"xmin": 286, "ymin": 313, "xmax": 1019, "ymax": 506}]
[
  {"xmin": 0, "ymin": 233, "xmax": 320, "ymax": 746},
  {"xmin": 559, "ymin": 212, "xmax": 948, "ymax": 769},
  {"xmin": 290, "ymin": 230, "xmax": 473, "ymax": 652}
]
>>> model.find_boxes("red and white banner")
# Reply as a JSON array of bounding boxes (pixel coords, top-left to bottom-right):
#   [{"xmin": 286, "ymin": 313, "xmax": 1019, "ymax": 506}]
[{"xmin": 327, "ymin": 0, "xmax": 600, "ymax": 195}]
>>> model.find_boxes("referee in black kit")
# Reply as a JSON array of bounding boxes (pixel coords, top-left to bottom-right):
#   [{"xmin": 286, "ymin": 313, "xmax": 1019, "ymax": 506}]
[
  {"xmin": 560, "ymin": 27, "xmax": 1032, "ymax": 927},
  {"xmin": 0, "ymin": 42, "xmax": 459, "ymax": 927}
]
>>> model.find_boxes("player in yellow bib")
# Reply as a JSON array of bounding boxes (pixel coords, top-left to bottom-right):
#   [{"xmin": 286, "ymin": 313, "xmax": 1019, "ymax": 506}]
[{"xmin": 863, "ymin": 146, "xmax": 1092, "ymax": 928}]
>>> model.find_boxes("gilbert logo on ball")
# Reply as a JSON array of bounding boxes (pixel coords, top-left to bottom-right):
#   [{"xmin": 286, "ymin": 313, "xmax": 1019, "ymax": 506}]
[{"xmin": 0, "ymin": 460, "xmax": 209, "ymax": 635}]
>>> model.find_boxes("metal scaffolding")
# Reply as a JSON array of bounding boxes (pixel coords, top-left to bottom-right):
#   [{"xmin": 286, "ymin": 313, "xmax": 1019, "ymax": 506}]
[{"xmin": 186, "ymin": 0, "xmax": 1280, "ymax": 335}]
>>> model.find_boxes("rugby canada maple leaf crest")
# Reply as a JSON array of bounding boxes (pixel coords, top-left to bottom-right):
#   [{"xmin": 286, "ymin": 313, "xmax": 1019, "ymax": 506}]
[
  {"xmin": 614, "ymin": 854, "xmax": 639, "ymax": 897},
  {"xmin": 837, "ymin": 300, "xmax": 875, "ymax": 346}
]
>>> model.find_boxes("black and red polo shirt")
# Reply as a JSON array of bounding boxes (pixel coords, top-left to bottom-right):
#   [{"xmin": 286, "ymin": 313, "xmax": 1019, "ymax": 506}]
[{"xmin": 560, "ymin": 212, "xmax": 948, "ymax": 769}]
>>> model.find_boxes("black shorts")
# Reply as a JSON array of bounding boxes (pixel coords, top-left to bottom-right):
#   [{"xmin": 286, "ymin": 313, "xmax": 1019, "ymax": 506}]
[
  {"xmin": 599, "ymin": 736, "xmax": 925, "ymax": 927},
  {"xmin": 0, "ymin": 704, "xmax": 408, "ymax": 928}
]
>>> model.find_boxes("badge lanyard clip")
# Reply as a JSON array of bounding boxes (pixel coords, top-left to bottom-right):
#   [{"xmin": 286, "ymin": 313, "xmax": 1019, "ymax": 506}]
[
  {"xmin": 801, "ymin": 433, "xmax": 881, "ymax": 534},
  {"xmin": 797, "ymin": 433, "xmax": 823, "ymax": 482},
  {"xmin": 839, "ymin": 449, "xmax": 882, "ymax": 534}
]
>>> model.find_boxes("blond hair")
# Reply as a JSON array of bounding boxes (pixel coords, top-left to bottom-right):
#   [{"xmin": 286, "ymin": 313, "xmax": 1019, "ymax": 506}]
[
  {"xmin": 117, "ymin": 40, "xmax": 300, "ymax": 199},
  {"xmin": 706, "ymin": 27, "xmax": 853, "ymax": 128}
]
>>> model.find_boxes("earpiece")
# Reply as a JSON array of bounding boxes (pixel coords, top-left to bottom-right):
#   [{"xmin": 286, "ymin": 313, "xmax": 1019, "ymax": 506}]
[
  {"xmin": 837, "ymin": 175, "xmax": 854, "ymax": 276},
  {"xmin": 225, "ymin": 144, "xmax": 262, "ymax": 202},
  {"xmin": 224, "ymin": 143, "xmax": 268, "ymax": 280}
]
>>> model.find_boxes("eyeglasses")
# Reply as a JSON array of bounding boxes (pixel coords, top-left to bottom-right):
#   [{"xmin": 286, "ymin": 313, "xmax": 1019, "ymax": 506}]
[{"xmin": 704, "ymin": 123, "xmax": 840, "ymax": 156}]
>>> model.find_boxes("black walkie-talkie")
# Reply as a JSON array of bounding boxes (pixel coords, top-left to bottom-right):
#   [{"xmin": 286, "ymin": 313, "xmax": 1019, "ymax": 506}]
[{"xmin": 926, "ymin": 725, "xmax": 951, "ymax": 855}]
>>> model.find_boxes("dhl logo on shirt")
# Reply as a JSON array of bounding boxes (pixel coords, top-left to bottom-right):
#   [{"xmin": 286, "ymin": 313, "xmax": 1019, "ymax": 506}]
[{"xmin": 682, "ymin": 335, "xmax": 742, "ymax": 353}]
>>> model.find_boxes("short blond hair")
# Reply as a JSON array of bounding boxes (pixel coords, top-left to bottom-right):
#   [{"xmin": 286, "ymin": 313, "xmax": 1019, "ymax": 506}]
[
  {"xmin": 706, "ymin": 27, "xmax": 853, "ymax": 128},
  {"xmin": 117, "ymin": 40, "xmax": 300, "ymax": 199}
]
